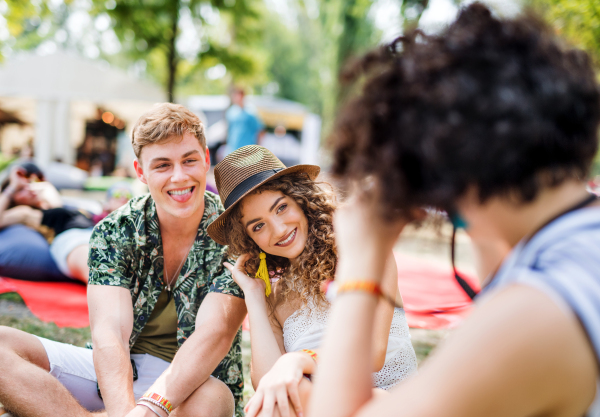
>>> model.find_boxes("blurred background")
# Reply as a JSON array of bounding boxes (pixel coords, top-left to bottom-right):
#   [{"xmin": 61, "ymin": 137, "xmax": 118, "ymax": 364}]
[{"xmin": 0, "ymin": 0, "xmax": 598, "ymax": 191}]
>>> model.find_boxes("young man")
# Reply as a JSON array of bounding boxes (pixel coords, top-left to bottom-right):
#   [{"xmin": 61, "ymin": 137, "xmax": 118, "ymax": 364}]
[{"xmin": 0, "ymin": 103, "xmax": 247, "ymax": 417}]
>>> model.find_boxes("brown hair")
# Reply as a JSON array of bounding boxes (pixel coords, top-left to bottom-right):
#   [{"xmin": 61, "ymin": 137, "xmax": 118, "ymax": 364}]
[
  {"xmin": 224, "ymin": 173, "xmax": 337, "ymax": 311},
  {"xmin": 131, "ymin": 103, "xmax": 206, "ymax": 160}
]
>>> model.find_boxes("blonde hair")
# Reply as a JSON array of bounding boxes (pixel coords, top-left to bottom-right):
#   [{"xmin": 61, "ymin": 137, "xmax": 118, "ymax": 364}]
[{"xmin": 131, "ymin": 103, "xmax": 206, "ymax": 160}]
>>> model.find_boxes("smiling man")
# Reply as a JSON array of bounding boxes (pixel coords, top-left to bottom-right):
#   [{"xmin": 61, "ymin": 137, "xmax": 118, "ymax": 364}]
[{"xmin": 0, "ymin": 103, "xmax": 247, "ymax": 417}]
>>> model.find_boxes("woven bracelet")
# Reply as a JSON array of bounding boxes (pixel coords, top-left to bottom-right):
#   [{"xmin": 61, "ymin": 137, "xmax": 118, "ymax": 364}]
[
  {"xmin": 142, "ymin": 392, "xmax": 173, "ymax": 414},
  {"xmin": 300, "ymin": 348, "xmax": 318, "ymax": 363}
]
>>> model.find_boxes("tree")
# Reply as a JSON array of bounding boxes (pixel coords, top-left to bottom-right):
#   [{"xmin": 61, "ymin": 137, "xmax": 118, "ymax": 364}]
[
  {"xmin": 90, "ymin": 0, "xmax": 264, "ymax": 102},
  {"xmin": 529, "ymin": 0, "xmax": 600, "ymax": 66}
]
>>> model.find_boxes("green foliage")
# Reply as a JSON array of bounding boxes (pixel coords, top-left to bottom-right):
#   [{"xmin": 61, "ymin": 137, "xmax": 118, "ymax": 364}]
[
  {"xmin": 528, "ymin": 0, "xmax": 600, "ymax": 176},
  {"xmin": 529, "ymin": 0, "xmax": 600, "ymax": 66},
  {"xmin": 89, "ymin": 0, "xmax": 265, "ymax": 101}
]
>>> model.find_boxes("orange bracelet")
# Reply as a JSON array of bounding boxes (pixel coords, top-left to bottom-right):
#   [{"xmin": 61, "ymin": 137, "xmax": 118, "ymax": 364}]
[
  {"xmin": 337, "ymin": 281, "xmax": 382, "ymax": 297},
  {"xmin": 141, "ymin": 392, "xmax": 173, "ymax": 414},
  {"xmin": 301, "ymin": 349, "xmax": 318, "ymax": 363}
]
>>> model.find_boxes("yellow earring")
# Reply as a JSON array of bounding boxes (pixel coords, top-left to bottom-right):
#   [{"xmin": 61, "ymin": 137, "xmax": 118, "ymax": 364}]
[{"xmin": 255, "ymin": 252, "xmax": 272, "ymax": 297}]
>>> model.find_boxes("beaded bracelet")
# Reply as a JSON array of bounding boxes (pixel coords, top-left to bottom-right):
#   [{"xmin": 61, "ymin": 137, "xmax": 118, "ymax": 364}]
[
  {"xmin": 139, "ymin": 398, "xmax": 169, "ymax": 416},
  {"xmin": 300, "ymin": 348, "xmax": 318, "ymax": 363},
  {"xmin": 142, "ymin": 392, "xmax": 173, "ymax": 414},
  {"xmin": 137, "ymin": 402, "xmax": 164, "ymax": 417}
]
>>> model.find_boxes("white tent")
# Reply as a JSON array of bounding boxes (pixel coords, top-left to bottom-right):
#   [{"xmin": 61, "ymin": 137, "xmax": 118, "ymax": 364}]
[{"xmin": 0, "ymin": 50, "xmax": 165, "ymax": 166}]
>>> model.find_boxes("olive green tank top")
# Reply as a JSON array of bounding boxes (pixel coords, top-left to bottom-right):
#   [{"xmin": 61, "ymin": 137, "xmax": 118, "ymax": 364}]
[{"xmin": 131, "ymin": 289, "xmax": 178, "ymax": 362}]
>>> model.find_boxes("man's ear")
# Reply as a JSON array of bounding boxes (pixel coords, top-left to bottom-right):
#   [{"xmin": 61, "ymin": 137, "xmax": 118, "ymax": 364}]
[
  {"xmin": 133, "ymin": 159, "xmax": 147, "ymax": 184},
  {"xmin": 204, "ymin": 147, "xmax": 211, "ymax": 173}
]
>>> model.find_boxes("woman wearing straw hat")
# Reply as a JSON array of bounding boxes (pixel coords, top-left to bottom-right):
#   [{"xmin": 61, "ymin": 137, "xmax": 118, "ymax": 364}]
[{"xmin": 207, "ymin": 145, "xmax": 417, "ymax": 417}]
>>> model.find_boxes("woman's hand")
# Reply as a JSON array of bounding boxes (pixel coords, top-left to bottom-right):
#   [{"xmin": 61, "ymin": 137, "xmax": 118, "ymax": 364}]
[
  {"xmin": 333, "ymin": 195, "xmax": 409, "ymax": 283},
  {"xmin": 224, "ymin": 254, "xmax": 267, "ymax": 302},
  {"xmin": 245, "ymin": 352, "xmax": 306, "ymax": 417}
]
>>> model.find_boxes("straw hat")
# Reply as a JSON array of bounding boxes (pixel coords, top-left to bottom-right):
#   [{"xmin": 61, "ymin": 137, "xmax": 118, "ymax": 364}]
[{"xmin": 207, "ymin": 145, "xmax": 320, "ymax": 245}]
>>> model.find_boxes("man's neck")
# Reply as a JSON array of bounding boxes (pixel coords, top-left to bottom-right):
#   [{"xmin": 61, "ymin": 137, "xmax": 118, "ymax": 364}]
[{"xmin": 157, "ymin": 199, "xmax": 206, "ymax": 241}]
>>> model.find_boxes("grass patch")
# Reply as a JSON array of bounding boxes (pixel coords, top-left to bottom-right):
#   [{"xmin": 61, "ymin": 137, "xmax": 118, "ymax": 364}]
[
  {"xmin": 0, "ymin": 315, "xmax": 91, "ymax": 347},
  {"xmin": 0, "ymin": 292, "xmax": 24, "ymax": 303}
]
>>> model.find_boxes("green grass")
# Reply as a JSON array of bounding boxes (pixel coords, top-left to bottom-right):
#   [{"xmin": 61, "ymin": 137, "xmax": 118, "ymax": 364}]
[
  {"xmin": 0, "ymin": 292, "xmax": 24, "ymax": 303},
  {"xmin": 0, "ymin": 315, "xmax": 91, "ymax": 346}
]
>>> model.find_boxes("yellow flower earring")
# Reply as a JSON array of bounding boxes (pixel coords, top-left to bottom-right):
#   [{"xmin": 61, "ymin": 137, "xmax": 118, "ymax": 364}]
[{"xmin": 255, "ymin": 252, "xmax": 272, "ymax": 297}]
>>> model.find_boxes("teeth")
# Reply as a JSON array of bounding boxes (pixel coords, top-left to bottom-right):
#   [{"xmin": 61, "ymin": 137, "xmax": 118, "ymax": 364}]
[
  {"xmin": 169, "ymin": 187, "xmax": 192, "ymax": 196},
  {"xmin": 277, "ymin": 229, "xmax": 296, "ymax": 246}
]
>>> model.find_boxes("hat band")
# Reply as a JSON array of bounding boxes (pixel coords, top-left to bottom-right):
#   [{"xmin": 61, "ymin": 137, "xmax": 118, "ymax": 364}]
[{"xmin": 224, "ymin": 168, "xmax": 284, "ymax": 209}]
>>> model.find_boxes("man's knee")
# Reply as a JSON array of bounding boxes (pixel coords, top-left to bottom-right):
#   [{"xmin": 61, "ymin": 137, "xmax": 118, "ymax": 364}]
[
  {"xmin": 0, "ymin": 326, "xmax": 50, "ymax": 371},
  {"xmin": 176, "ymin": 377, "xmax": 234, "ymax": 417}
]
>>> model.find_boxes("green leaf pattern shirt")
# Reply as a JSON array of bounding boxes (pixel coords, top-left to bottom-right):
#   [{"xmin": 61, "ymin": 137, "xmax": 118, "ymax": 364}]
[{"xmin": 88, "ymin": 192, "xmax": 244, "ymax": 416}]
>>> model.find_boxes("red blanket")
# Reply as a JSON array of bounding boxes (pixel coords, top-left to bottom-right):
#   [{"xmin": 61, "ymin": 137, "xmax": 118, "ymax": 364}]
[
  {"xmin": 0, "ymin": 278, "xmax": 89, "ymax": 328},
  {"xmin": 396, "ymin": 253, "xmax": 479, "ymax": 329},
  {"xmin": 0, "ymin": 253, "xmax": 479, "ymax": 330}
]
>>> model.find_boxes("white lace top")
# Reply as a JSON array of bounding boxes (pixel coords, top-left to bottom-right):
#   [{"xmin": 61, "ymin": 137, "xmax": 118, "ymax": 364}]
[{"xmin": 283, "ymin": 300, "xmax": 418, "ymax": 390}]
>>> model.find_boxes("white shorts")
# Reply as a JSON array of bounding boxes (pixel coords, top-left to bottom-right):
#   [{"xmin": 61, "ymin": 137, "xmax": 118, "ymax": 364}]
[
  {"xmin": 49, "ymin": 228, "xmax": 94, "ymax": 277},
  {"xmin": 37, "ymin": 336, "xmax": 170, "ymax": 412}
]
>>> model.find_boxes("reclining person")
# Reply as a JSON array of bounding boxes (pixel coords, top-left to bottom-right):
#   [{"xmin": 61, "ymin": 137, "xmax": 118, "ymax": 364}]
[
  {"xmin": 0, "ymin": 164, "xmax": 132, "ymax": 283},
  {"xmin": 0, "ymin": 103, "xmax": 247, "ymax": 417}
]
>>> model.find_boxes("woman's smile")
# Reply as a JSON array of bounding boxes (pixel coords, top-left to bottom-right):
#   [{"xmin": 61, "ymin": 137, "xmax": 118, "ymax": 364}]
[{"xmin": 275, "ymin": 228, "xmax": 297, "ymax": 247}]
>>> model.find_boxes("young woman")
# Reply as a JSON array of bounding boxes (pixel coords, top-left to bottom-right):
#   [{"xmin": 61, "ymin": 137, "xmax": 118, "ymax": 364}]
[
  {"xmin": 206, "ymin": 145, "xmax": 418, "ymax": 417},
  {"xmin": 310, "ymin": 4, "xmax": 600, "ymax": 417}
]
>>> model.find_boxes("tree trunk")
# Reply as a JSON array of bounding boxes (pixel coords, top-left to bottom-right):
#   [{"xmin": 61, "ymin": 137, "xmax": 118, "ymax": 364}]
[{"xmin": 166, "ymin": 0, "xmax": 179, "ymax": 102}]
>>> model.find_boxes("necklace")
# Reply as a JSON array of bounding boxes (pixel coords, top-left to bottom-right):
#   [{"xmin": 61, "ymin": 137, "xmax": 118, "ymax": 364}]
[{"xmin": 164, "ymin": 239, "xmax": 195, "ymax": 292}]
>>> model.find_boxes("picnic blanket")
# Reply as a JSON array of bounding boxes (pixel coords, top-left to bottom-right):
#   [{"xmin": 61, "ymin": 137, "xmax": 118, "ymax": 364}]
[
  {"xmin": 0, "ymin": 253, "xmax": 479, "ymax": 330},
  {"xmin": 396, "ymin": 253, "xmax": 479, "ymax": 330},
  {"xmin": 0, "ymin": 277, "xmax": 89, "ymax": 328}
]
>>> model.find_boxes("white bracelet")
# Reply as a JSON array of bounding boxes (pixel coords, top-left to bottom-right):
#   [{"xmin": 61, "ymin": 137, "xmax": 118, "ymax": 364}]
[
  {"xmin": 138, "ymin": 398, "xmax": 170, "ymax": 415},
  {"xmin": 138, "ymin": 402, "xmax": 164, "ymax": 417}
]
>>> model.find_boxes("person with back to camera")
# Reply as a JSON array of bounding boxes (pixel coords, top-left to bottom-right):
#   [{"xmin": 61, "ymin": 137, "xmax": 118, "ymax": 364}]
[
  {"xmin": 206, "ymin": 145, "xmax": 418, "ymax": 417},
  {"xmin": 309, "ymin": 4, "xmax": 600, "ymax": 417}
]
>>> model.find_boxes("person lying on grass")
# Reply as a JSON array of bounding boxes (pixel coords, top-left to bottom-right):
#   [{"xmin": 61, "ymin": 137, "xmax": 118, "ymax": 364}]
[
  {"xmin": 309, "ymin": 4, "xmax": 600, "ymax": 417},
  {"xmin": 206, "ymin": 145, "xmax": 418, "ymax": 417}
]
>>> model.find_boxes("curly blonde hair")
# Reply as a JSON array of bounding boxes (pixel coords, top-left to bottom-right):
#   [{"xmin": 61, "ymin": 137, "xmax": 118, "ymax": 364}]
[{"xmin": 224, "ymin": 173, "xmax": 337, "ymax": 310}]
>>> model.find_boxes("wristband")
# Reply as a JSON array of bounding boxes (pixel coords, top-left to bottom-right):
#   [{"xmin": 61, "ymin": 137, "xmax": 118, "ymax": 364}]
[
  {"xmin": 141, "ymin": 392, "xmax": 173, "ymax": 415},
  {"xmin": 300, "ymin": 349, "xmax": 318, "ymax": 363},
  {"xmin": 321, "ymin": 279, "xmax": 402, "ymax": 308}
]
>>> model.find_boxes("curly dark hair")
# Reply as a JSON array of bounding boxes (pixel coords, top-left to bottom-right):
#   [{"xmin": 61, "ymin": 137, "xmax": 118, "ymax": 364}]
[
  {"xmin": 330, "ymin": 3, "xmax": 600, "ymax": 218},
  {"xmin": 223, "ymin": 173, "xmax": 337, "ymax": 310}
]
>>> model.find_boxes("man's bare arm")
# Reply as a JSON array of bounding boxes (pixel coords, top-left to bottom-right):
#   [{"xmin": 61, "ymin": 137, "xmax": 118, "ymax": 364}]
[
  {"xmin": 145, "ymin": 292, "xmax": 247, "ymax": 408},
  {"xmin": 88, "ymin": 285, "xmax": 135, "ymax": 417}
]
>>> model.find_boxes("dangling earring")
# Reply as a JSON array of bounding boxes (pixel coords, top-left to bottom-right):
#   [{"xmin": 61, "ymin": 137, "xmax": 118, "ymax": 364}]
[{"xmin": 255, "ymin": 252, "xmax": 272, "ymax": 297}]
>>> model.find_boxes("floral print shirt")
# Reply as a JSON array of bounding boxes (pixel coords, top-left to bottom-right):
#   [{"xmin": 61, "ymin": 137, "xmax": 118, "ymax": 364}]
[{"xmin": 88, "ymin": 192, "xmax": 244, "ymax": 416}]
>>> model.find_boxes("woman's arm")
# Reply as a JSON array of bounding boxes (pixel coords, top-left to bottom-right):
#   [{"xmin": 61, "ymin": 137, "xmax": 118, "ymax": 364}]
[
  {"xmin": 0, "ymin": 167, "xmax": 39, "ymax": 229},
  {"xmin": 309, "ymin": 199, "xmax": 403, "ymax": 417},
  {"xmin": 224, "ymin": 255, "xmax": 285, "ymax": 386},
  {"xmin": 352, "ymin": 285, "xmax": 598, "ymax": 417},
  {"xmin": 371, "ymin": 254, "xmax": 400, "ymax": 371}
]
